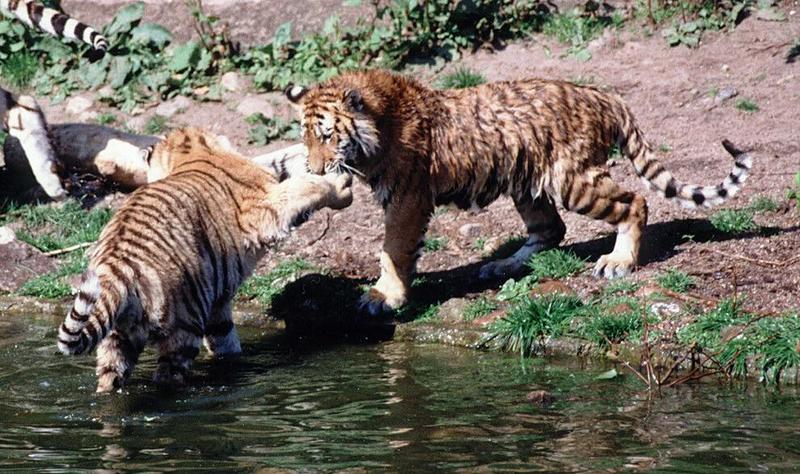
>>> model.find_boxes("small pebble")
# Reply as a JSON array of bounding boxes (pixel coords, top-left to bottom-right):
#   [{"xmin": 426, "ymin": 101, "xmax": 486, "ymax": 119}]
[{"xmin": 527, "ymin": 390, "xmax": 557, "ymax": 405}]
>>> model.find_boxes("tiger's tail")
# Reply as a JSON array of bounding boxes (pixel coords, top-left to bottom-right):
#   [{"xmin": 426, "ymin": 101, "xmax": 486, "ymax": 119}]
[
  {"xmin": 2, "ymin": 0, "xmax": 108, "ymax": 52},
  {"xmin": 57, "ymin": 270, "xmax": 125, "ymax": 355},
  {"xmin": 620, "ymin": 110, "xmax": 752, "ymax": 208}
]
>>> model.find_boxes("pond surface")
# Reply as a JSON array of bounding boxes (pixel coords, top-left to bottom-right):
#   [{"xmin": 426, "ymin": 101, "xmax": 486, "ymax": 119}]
[{"xmin": 1, "ymin": 315, "xmax": 799, "ymax": 472}]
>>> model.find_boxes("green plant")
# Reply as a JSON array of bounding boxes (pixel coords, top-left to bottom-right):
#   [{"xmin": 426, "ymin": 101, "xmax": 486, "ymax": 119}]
[
  {"xmin": 788, "ymin": 172, "xmax": 800, "ymax": 209},
  {"xmin": 656, "ymin": 269, "xmax": 696, "ymax": 293},
  {"xmin": 246, "ymin": 113, "xmax": 300, "ymax": 145},
  {"xmin": 1, "ymin": 51, "xmax": 39, "ymax": 88},
  {"xmin": 542, "ymin": 8, "xmax": 621, "ymax": 60},
  {"xmin": 660, "ymin": 0, "xmax": 749, "ymax": 48},
  {"xmin": 607, "ymin": 143, "xmax": 623, "ymax": 161},
  {"xmin": 748, "ymin": 196, "xmax": 779, "ymax": 213},
  {"xmin": 490, "ymin": 294, "xmax": 583, "ymax": 356},
  {"xmin": 473, "ymin": 237, "xmax": 486, "ymax": 251},
  {"xmin": 463, "ymin": 296, "xmax": 498, "ymax": 321},
  {"xmin": 735, "ymin": 98, "xmax": 759, "ymax": 112},
  {"xmin": 579, "ymin": 298, "xmax": 643, "ymax": 346},
  {"xmin": 526, "ymin": 249, "xmax": 586, "ymax": 281},
  {"xmin": 238, "ymin": 258, "xmax": 316, "ymax": 308},
  {"xmin": 709, "ymin": 208, "xmax": 759, "ymax": 235},
  {"xmin": 414, "ymin": 304, "xmax": 442, "ymax": 324},
  {"xmin": 143, "ymin": 115, "xmax": 168, "ymax": 135},
  {"xmin": 603, "ymin": 279, "xmax": 640, "ymax": 296},
  {"xmin": 423, "ymin": 236, "xmax": 447, "ymax": 252},
  {"xmin": 95, "ymin": 112, "xmax": 118, "ymax": 125},
  {"xmin": 0, "ymin": 201, "xmax": 112, "ymax": 252},
  {"xmin": 658, "ymin": 143, "xmax": 672, "ymax": 153},
  {"xmin": 438, "ymin": 66, "xmax": 486, "ymax": 89},
  {"xmin": 17, "ymin": 252, "xmax": 88, "ymax": 299}
]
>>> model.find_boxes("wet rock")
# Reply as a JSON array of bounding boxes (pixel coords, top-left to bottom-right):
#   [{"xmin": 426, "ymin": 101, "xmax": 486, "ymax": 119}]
[
  {"xmin": 458, "ymin": 223, "xmax": 483, "ymax": 238},
  {"xmin": 526, "ymin": 390, "xmax": 556, "ymax": 405},
  {"xmin": 221, "ymin": 71, "xmax": 242, "ymax": 92},
  {"xmin": 236, "ymin": 95, "xmax": 274, "ymax": 118},
  {"xmin": 65, "ymin": 96, "xmax": 93, "ymax": 116},
  {"xmin": 155, "ymin": 96, "xmax": 193, "ymax": 119},
  {"xmin": 530, "ymin": 280, "xmax": 575, "ymax": 297},
  {"xmin": 0, "ymin": 238, "xmax": 58, "ymax": 293}
]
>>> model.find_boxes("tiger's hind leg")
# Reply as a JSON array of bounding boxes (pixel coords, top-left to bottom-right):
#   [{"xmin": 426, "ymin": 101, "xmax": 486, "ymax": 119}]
[
  {"xmin": 203, "ymin": 301, "xmax": 241, "ymax": 357},
  {"xmin": 154, "ymin": 325, "xmax": 203, "ymax": 388},
  {"xmin": 95, "ymin": 325, "xmax": 147, "ymax": 393},
  {"xmin": 559, "ymin": 167, "xmax": 648, "ymax": 279},
  {"xmin": 479, "ymin": 194, "xmax": 566, "ymax": 280}
]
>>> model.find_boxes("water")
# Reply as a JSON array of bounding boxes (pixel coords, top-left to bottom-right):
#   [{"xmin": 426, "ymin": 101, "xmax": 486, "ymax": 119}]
[{"xmin": 1, "ymin": 315, "xmax": 799, "ymax": 472}]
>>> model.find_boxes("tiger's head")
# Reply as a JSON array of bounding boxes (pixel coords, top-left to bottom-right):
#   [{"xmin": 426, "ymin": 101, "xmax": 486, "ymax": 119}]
[{"xmin": 285, "ymin": 84, "xmax": 380, "ymax": 177}]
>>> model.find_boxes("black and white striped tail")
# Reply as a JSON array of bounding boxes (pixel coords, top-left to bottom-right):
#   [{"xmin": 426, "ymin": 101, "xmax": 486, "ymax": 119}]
[
  {"xmin": 57, "ymin": 271, "xmax": 115, "ymax": 355},
  {"xmin": 1, "ymin": 0, "xmax": 108, "ymax": 52}
]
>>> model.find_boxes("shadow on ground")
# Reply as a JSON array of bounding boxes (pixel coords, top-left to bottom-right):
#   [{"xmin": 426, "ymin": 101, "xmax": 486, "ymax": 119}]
[{"xmin": 272, "ymin": 217, "xmax": 787, "ymax": 330}]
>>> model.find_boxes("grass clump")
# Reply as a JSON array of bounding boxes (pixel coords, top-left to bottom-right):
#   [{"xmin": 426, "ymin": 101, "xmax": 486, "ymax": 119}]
[
  {"xmin": 578, "ymin": 297, "xmax": 643, "ymax": 347},
  {"xmin": 734, "ymin": 98, "xmax": 759, "ymax": 113},
  {"xmin": 438, "ymin": 66, "xmax": 486, "ymax": 89},
  {"xmin": 0, "ymin": 201, "xmax": 112, "ymax": 252},
  {"xmin": 1, "ymin": 51, "xmax": 39, "ymax": 88},
  {"xmin": 414, "ymin": 304, "xmax": 442, "ymax": 324},
  {"xmin": 655, "ymin": 269, "xmax": 696, "ymax": 293},
  {"xmin": 602, "ymin": 279, "xmax": 640, "ymax": 297},
  {"xmin": 709, "ymin": 208, "xmax": 759, "ymax": 235},
  {"xmin": 246, "ymin": 114, "xmax": 300, "ymax": 145},
  {"xmin": 95, "ymin": 112, "xmax": 118, "ymax": 125},
  {"xmin": 656, "ymin": 0, "xmax": 749, "ymax": 48},
  {"xmin": 238, "ymin": 258, "xmax": 316, "ymax": 308},
  {"xmin": 526, "ymin": 249, "xmax": 586, "ymax": 281},
  {"xmin": 17, "ymin": 252, "xmax": 88, "ymax": 299},
  {"xmin": 423, "ymin": 236, "xmax": 447, "ymax": 252},
  {"xmin": 542, "ymin": 8, "xmax": 623, "ymax": 60},
  {"xmin": 463, "ymin": 296, "xmax": 498, "ymax": 321},
  {"xmin": 787, "ymin": 172, "xmax": 800, "ymax": 210},
  {"xmin": 490, "ymin": 294, "xmax": 583, "ymax": 356},
  {"xmin": 748, "ymin": 195, "xmax": 780, "ymax": 213},
  {"xmin": 143, "ymin": 115, "xmax": 169, "ymax": 135}
]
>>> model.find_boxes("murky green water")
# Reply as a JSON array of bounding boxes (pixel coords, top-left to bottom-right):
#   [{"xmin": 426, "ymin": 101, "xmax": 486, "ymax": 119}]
[{"xmin": 1, "ymin": 315, "xmax": 799, "ymax": 472}]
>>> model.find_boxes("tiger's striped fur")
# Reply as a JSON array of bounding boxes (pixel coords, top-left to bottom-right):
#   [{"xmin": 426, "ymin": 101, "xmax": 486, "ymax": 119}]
[
  {"xmin": 1, "ymin": 0, "xmax": 108, "ymax": 51},
  {"xmin": 286, "ymin": 70, "xmax": 752, "ymax": 315},
  {"xmin": 56, "ymin": 128, "xmax": 353, "ymax": 393}
]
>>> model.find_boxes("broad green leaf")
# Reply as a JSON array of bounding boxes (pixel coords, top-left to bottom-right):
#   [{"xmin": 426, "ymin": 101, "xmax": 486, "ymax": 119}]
[
  {"xmin": 595, "ymin": 368, "xmax": 619, "ymax": 380},
  {"xmin": 131, "ymin": 23, "xmax": 173, "ymax": 48},
  {"xmin": 105, "ymin": 2, "xmax": 145, "ymax": 36},
  {"xmin": 168, "ymin": 41, "xmax": 201, "ymax": 72},
  {"xmin": 343, "ymin": 0, "xmax": 362, "ymax": 5},
  {"xmin": 110, "ymin": 56, "xmax": 133, "ymax": 88},
  {"xmin": 273, "ymin": 22, "xmax": 293, "ymax": 49}
]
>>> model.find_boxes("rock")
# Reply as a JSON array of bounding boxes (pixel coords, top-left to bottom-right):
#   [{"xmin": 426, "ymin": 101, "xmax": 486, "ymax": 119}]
[
  {"xmin": 236, "ymin": 95, "xmax": 275, "ymax": 118},
  {"xmin": 650, "ymin": 301, "xmax": 682, "ymax": 319},
  {"xmin": 0, "ymin": 226, "xmax": 15, "ymax": 245},
  {"xmin": 65, "ymin": 96, "xmax": 93, "ymax": 116},
  {"xmin": 220, "ymin": 71, "xmax": 242, "ymax": 92},
  {"xmin": 79, "ymin": 110, "xmax": 98, "ymax": 122},
  {"xmin": 713, "ymin": 86, "xmax": 738, "ymax": 105},
  {"xmin": 472, "ymin": 308, "xmax": 505, "ymax": 327},
  {"xmin": 97, "ymin": 85, "xmax": 114, "ymax": 99},
  {"xmin": 0, "ymin": 239, "xmax": 58, "ymax": 293},
  {"xmin": 154, "ymin": 96, "xmax": 193, "ymax": 119},
  {"xmin": 527, "ymin": 390, "xmax": 556, "ymax": 405},
  {"xmin": 530, "ymin": 280, "xmax": 575, "ymax": 297},
  {"xmin": 458, "ymin": 223, "xmax": 483, "ymax": 238},
  {"xmin": 436, "ymin": 297, "xmax": 470, "ymax": 324},
  {"xmin": 125, "ymin": 115, "xmax": 150, "ymax": 133},
  {"xmin": 721, "ymin": 64, "xmax": 730, "ymax": 73}
]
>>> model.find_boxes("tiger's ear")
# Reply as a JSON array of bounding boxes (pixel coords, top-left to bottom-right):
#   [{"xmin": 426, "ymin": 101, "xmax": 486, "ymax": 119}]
[
  {"xmin": 285, "ymin": 84, "xmax": 308, "ymax": 105},
  {"xmin": 344, "ymin": 89, "xmax": 363, "ymax": 112}
]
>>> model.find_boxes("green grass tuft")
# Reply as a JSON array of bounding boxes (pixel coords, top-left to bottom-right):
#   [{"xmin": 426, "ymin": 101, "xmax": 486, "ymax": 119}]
[
  {"xmin": 602, "ymin": 279, "xmax": 641, "ymax": 296},
  {"xmin": 463, "ymin": 296, "xmax": 498, "ymax": 321},
  {"xmin": 578, "ymin": 298, "xmax": 643, "ymax": 347},
  {"xmin": 438, "ymin": 67, "xmax": 486, "ymax": 89},
  {"xmin": 526, "ymin": 249, "xmax": 586, "ymax": 281},
  {"xmin": 246, "ymin": 113, "xmax": 301, "ymax": 146},
  {"xmin": 95, "ymin": 112, "xmax": 118, "ymax": 125},
  {"xmin": 655, "ymin": 269, "xmax": 696, "ymax": 293},
  {"xmin": 734, "ymin": 98, "xmax": 759, "ymax": 113},
  {"xmin": 423, "ymin": 236, "xmax": 447, "ymax": 252},
  {"xmin": 748, "ymin": 195, "xmax": 780, "ymax": 213},
  {"xmin": 709, "ymin": 208, "xmax": 759, "ymax": 235},
  {"xmin": 787, "ymin": 172, "xmax": 800, "ymax": 210},
  {"xmin": 0, "ymin": 202, "xmax": 112, "ymax": 252},
  {"xmin": 414, "ymin": 304, "xmax": 441, "ymax": 324},
  {"xmin": 17, "ymin": 252, "xmax": 88, "ymax": 299},
  {"xmin": 238, "ymin": 258, "xmax": 316, "ymax": 308},
  {"xmin": 1, "ymin": 51, "xmax": 39, "ymax": 88},
  {"xmin": 490, "ymin": 294, "xmax": 584, "ymax": 356},
  {"xmin": 143, "ymin": 115, "xmax": 169, "ymax": 135}
]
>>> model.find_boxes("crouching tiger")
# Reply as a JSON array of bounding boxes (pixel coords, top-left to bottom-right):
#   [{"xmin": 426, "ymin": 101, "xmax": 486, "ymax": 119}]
[
  {"xmin": 281, "ymin": 70, "xmax": 752, "ymax": 315},
  {"xmin": 57, "ymin": 128, "xmax": 353, "ymax": 392}
]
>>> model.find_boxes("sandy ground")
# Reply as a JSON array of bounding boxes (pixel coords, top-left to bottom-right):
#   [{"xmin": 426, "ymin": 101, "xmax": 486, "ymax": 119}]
[{"xmin": 25, "ymin": 2, "xmax": 800, "ymax": 314}]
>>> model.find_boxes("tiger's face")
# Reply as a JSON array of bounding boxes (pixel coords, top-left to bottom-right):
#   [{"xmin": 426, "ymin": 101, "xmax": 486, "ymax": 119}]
[{"xmin": 285, "ymin": 85, "xmax": 379, "ymax": 177}]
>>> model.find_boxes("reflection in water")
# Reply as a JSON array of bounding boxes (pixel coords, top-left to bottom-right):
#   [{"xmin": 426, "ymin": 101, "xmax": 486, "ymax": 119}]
[{"xmin": 0, "ymin": 316, "xmax": 799, "ymax": 471}]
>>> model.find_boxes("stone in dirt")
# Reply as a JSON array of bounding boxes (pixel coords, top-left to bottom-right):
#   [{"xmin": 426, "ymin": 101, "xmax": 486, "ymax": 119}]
[
  {"xmin": 458, "ymin": 223, "xmax": 483, "ymax": 238},
  {"xmin": 527, "ymin": 390, "xmax": 556, "ymax": 405},
  {"xmin": 437, "ymin": 297, "xmax": 470, "ymax": 324},
  {"xmin": 65, "ymin": 96, "xmax": 93, "ymax": 116},
  {"xmin": 0, "ymin": 236, "xmax": 58, "ymax": 293},
  {"xmin": 155, "ymin": 96, "xmax": 193, "ymax": 119},
  {"xmin": 236, "ymin": 95, "xmax": 275, "ymax": 118},
  {"xmin": 221, "ymin": 71, "xmax": 242, "ymax": 92}
]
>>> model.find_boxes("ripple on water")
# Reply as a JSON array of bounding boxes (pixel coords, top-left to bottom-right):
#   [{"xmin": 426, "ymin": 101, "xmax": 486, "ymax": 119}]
[{"xmin": 0, "ymin": 317, "xmax": 799, "ymax": 471}]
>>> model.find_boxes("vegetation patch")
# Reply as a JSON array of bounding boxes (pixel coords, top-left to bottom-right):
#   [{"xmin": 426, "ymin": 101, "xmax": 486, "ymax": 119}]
[
  {"xmin": 602, "ymin": 279, "xmax": 641, "ymax": 297},
  {"xmin": 17, "ymin": 252, "xmax": 87, "ymax": 299},
  {"xmin": 246, "ymin": 113, "xmax": 300, "ymax": 145},
  {"xmin": 542, "ymin": 8, "xmax": 622, "ymax": 60},
  {"xmin": 526, "ymin": 249, "xmax": 586, "ymax": 281},
  {"xmin": 656, "ymin": 269, "xmax": 696, "ymax": 293},
  {"xmin": 654, "ymin": 0, "xmax": 749, "ymax": 48},
  {"xmin": 734, "ymin": 98, "xmax": 759, "ymax": 112},
  {"xmin": 787, "ymin": 172, "xmax": 800, "ymax": 210},
  {"xmin": 142, "ymin": 115, "xmax": 169, "ymax": 135},
  {"xmin": 748, "ymin": 195, "xmax": 779, "ymax": 214},
  {"xmin": 463, "ymin": 296, "xmax": 498, "ymax": 321},
  {"xmin": 438, "ymin": 66, "xmax": 486, "ymax": 89},
  {"xmin": 238, "ymin": 258, "xmax": 316, "ymax": 308},
  {"xmin": 423, "ymin": 236, "xmax": 448, "ymax": 252},
  {"xmin": 0, "ymin": 202, "xmax": 112, "ymax": 252},
  {"xmin": 578, "ymin": 297, "xmax": 644, "ymax": 347},
  {"xmin": 709, "ymin": 208, "xmax": 759, "ymax": 235}
]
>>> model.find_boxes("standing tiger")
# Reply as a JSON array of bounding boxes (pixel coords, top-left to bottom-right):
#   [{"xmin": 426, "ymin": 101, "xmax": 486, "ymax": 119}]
[
  {"xmin": 283, "ymin": 69, "xmax": 752, "ymax": 315},
  {"xmin": 1, "ymin": 0, "xmax": 108, "ymax": 52},
  {"xmin": 56, "ymin": 128, "xmax": 353, "ymax": 392}
]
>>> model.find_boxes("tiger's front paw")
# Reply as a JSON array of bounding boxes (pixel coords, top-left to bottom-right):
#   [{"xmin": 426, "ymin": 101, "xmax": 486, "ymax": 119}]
[
  {"xmin": 592, "ymin": 252, "xmax": 634, "ymax": 279},
  {"xmin": 358, "ymin": 283, "xmax": 406, "ymax": 317},
  {"xmin": 326, "ymin": 173, "xmax": 353, "ymax": 210}
]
